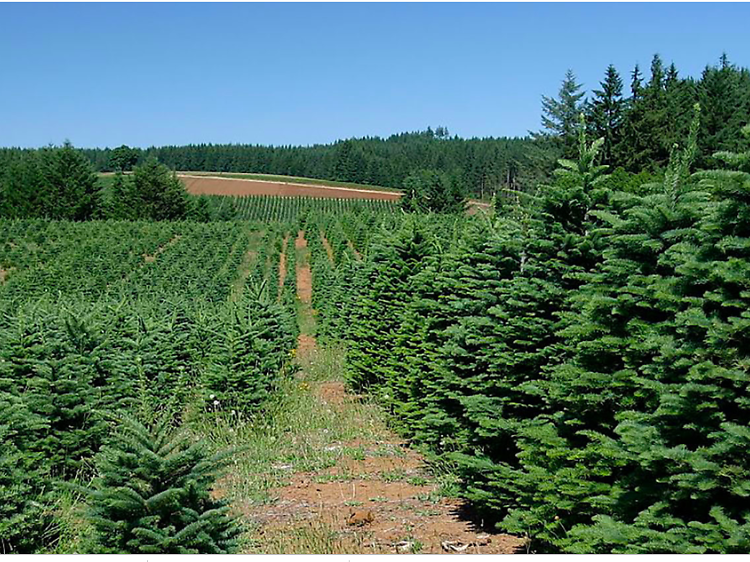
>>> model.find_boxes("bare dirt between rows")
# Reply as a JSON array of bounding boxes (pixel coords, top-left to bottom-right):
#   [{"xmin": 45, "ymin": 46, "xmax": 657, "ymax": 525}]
[
  {"xmin": 238, "ymin": 372, "xmax": 524, "ymax": 554},
  {"xmin": 321, "ymin": 233, "xmax": 335, "ymax": 263},
  {"xmin": 278, "ymin": 233, "xmax": 290, "ymax": 291},
  {"xmin": 143, "ymin": 235, "xmax": 182, "ymax": 263},
  {"xmin": 233, "ymin": 229, "xmax": 524, "ymax": 554},
  {"xmin": 347, "ymin": 240, "xmax": 362, "ymax": 260},
  {"xmin": 295, "ymin": 231, "xmax": 312, "ymax": 305},
  {"xmin": 180, "ymin": 174, "xmax": 401, "ymax": 201}
]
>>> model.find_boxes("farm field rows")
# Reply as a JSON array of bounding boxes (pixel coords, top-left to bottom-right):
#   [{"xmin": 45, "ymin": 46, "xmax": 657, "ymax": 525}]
[
  {"xmin": 1, "ymin": 208, "xmax": 520, "ymax": 554},
  {"xmin": 3, "ymin": 125, "xmax": 750, "ymax": 554}
]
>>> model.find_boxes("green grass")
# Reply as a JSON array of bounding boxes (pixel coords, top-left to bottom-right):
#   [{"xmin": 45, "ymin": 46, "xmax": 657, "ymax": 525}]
[
  {"xmin": 187, "ymin": 346, "xmax": 392, "ymax": 552},
  {"xmin": 177, "ymin": 171, "xmax": 403, "ymax": 194}
]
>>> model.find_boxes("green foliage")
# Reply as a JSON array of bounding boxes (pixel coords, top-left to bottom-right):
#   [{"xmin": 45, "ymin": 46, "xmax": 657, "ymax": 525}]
[
  {"xmin": 588, "ymin": 64, "xmax": 625, "ymax": 164},
  {"xmin": 85, "ymin": 415, "xmax": 240, "ymax": 553},
  {"xmin": 0, "ymin": 143, "xmax": 101, "ymax": 220},
  {"xmin": 203, "ymin": 194, "xmax": 396, "ymax": 222},
  {"xmin": 0, "ymin": 393, "xmax": 51, "ymax": 553},
  {"xmin": 0, "ymin": 219, "xmax": 300, "ymax": 552},
  {"xmin": 110, "ymin": 159, "xmax": 190, "ymax": 220},
  {"xmin": 203, "ymin": 296, "xmax": 295, "ymax": 414},
  {"xmin": 108, "ymin": 145, "xmax": 139, "ymax": 172},
  {"xmin": 324, "ymin": 114, "xmax": 750, "ymax": 553},
  {"xmin": 539, "ymin": 69, "xmax": 586, "ymax": 157},
  {"xmin": 401, "ymin": 169, "xmax": 466, "ymax": 214}
]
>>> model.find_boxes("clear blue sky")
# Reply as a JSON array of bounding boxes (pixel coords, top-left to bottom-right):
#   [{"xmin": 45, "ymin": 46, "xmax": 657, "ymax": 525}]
[{"xmin": 1, "ymin": 3, "xmax": 748, "ymax": 148}]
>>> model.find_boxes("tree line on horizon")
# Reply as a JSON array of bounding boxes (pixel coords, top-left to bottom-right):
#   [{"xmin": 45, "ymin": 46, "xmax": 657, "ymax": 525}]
[
  {"xmin": 77, "ymin": 53, "xmax": 748, "ymax": 193},
  {"xmin": 1, "ymin": 53, "xmax": 748, "ymax": 216}
]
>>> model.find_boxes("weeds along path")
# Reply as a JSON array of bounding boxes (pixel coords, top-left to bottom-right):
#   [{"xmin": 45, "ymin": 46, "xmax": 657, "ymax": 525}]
[
  {"xmin": 215, "ymin": 230, "xmax": 523, "ymax": 554},
  {"xmin": 229, "ymin": 229, "xmax": 264, "ymax": 301},
  {"xmin": 278, "ymin": 233, "xmax": 290, "ymax": 291}
]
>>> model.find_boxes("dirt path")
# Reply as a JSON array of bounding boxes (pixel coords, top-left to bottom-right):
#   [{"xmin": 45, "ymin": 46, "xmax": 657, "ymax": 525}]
[
  {"xmin": 225, "ymin": 230, "xmax": 523, "ymax": 554},
  {"xmin": 143, "ymin": 234, "xmax": 182, "ymax": 263},
  {"xmin": 321, "ymin": 232, "xmax": 335, "ymax": 264},
  {"xmin": 347, "ymin": 240, "xmax": 362, "ymax": 260},
  {"xmin": 278, "ymin": 233, "xmax": 290, "ymax": 292},
  {"xmin": 295, "ymin": 230, "xmax": 313, "ymax": 306}
]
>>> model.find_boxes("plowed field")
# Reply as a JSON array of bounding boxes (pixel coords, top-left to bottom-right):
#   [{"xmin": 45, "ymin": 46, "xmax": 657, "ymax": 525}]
[{"xmin": 179, "ymin": 174, "xmax": 401, "ymax": 201}]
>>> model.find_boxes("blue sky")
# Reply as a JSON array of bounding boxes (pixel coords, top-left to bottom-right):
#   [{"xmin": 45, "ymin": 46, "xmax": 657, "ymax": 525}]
[{"xmin": 1, "ymin": 3, "xmax": 748, "ymax": 148}]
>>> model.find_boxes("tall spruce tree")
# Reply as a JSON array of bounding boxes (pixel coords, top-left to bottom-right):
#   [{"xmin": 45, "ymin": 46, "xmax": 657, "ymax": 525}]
[
  {"xmin": 539, "ymin": 70, "xmax": 586, "ymax": 158},
  {"xmin": 590, "ymin": 65, "xmax": 625, "ymax": 166}
]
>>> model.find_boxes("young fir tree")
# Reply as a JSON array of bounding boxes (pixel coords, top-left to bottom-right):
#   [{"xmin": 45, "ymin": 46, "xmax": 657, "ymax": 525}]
[
  {"xmin": 445, "ymin": 116, "xmax": 610, "ymax": 526},
  {"xmin": 558, "ymin": 112, "xmax": 750, "ymax": 554},
  {"xmin": 0, "ymin": 393, "xmax": 51, "ymax": 553},
  {"xmin": 389, "ymin": 217, "xmax": 524, "ymax": 452},
  {"xmin": 204, "ymin": 294, "xmax": 295, "ymax": 414},
  {"xmin": 85, "ymin": 415, "xmax": 240, "ymax": 553},
  {"xmin": 0, "ymin": 311, "xmax": 111, "ymax": 479},
  {"xmin": 344, "ymin": 217, "xmax": 432, "ymax": 390}
]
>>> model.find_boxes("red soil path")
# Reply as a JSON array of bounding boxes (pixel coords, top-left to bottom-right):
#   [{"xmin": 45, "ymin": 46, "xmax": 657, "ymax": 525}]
[
  {"xmin": 295, "ymin": 231, "xmax": 312, "ymax": 305},
  {"xmin": 278, "ymin": 233, "xmax": 290, "ymax": 291}
]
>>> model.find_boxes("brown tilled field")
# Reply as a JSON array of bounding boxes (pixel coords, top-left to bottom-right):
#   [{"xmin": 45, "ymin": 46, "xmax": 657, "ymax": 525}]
[{"xmin": 179, "ymin": 174, "xmax": 401, "ymax": 201}]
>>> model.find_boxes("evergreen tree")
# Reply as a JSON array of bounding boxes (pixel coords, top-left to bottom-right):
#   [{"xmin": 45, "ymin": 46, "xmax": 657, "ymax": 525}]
[
  {"xmin": 590, "ymin": 65, "xmax": 625, "ymax": 165},
  {"xmin": 0, "ymin": 393, "xmax": 51, "ymax": 553},
  {"xmin": 204, "ymin": 296, "xmax": 295, "ymax": 414},
  {"xmin": 38, "ymin": 142, "xmax": 102, "ymax": 220},
  {"xmin": 698, "ymin": 55, "xmax": 750, "ymax": 163},
  {"xmin": 109, "ymin": 145, "xmax": 140, "ymax": 172},
  {"xmin": 631, "ymin": 64, "xmax": 644, "ymax": 100},
  {"xmin": 401, "ymin": 169, "xmax": 465, "ymax": 214},
  {"xmin": 539, "ymin": 70, "xmax": 586, "ymax": 157},
  {"xmin": 111, "ymin": 159, "xmax": 190, "ymax": 221},
  {"xmin": 85, "ymin": 415, "xmax": 240, "ymax": 553},
  {"xmin": 498, "ymin": 107, "xmax": 710, "ymax": 553},
  {"xmin": 0, "ymin": 151, "xmax": 42, "ymax": 218}
]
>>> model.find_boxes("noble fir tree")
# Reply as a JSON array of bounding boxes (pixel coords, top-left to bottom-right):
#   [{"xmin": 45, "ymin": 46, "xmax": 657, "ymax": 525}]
[
  {"xmin": 0, "ymin": 393, "xmax": 51, "ymax": 553},
  {"xmin": 84, "ymin": 415, "xmax": 240, "ymax": 553}
]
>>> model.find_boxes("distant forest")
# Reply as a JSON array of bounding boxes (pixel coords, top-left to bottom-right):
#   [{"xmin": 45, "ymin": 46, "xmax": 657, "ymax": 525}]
[{"xmin": 6, "ymin": 54, "xmax": 750, "ymax": 199}]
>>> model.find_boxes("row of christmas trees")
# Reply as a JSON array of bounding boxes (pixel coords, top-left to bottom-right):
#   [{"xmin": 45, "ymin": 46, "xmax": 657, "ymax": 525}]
[
  {"xmin": 325, "ymin": 108, "xmax": 750, "ymax": 552},
  {"xmin": 0, "ymin": 224, "xmax": 298, "ymax": 552}
]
